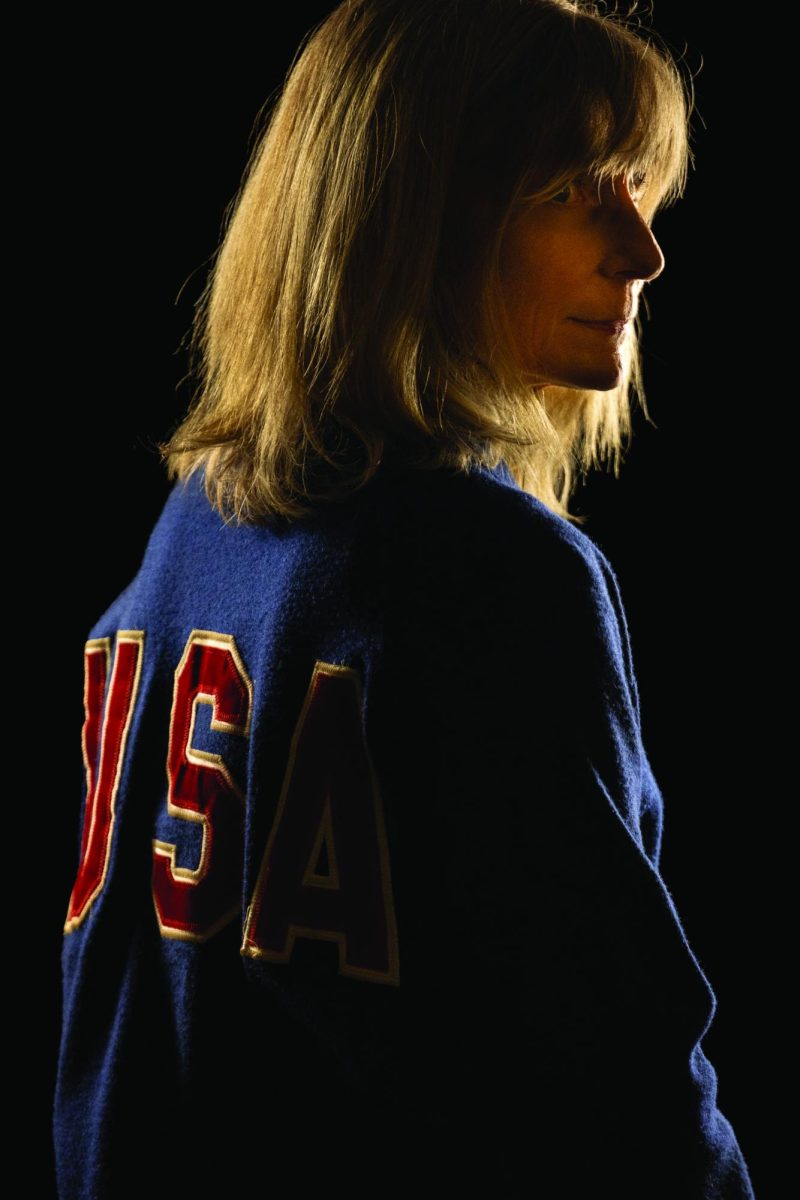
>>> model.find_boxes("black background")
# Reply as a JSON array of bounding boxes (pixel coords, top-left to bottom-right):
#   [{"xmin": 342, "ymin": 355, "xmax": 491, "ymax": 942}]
[{"xmin": 41, "ymin": 4, "xmax": 776, "ymax": 1196}]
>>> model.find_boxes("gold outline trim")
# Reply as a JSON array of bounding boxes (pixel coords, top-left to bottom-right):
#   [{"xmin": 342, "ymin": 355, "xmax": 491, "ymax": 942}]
[
  {"xmin": 152, "ymin": 630, "xmax": 252, "ymax": 944},
  {"xmin": 64, "ymin": 631, "xmax": 145, "ymax": 934},
  {"xmin": 301, "ymin": 794, "xmax": 340, "ymax": 890},
  {"xmin": 80, "ymin": 638, "xmax": 111, "ymax": 804},
  {"xmin": 242, "ymin": 661, "xmax": 400, "ymax": 986}
]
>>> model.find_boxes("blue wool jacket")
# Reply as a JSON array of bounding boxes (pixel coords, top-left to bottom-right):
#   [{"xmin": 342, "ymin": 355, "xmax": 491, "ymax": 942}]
[{"xmin": 55, "ymin": 458, "xmax": 756, "ymax": 1199}]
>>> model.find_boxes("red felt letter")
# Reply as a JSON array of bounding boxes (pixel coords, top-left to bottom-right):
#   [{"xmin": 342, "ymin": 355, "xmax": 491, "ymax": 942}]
[
  {"xmin": 65, "ymin": 632, "xmax": 144, "ymax": 932},
  {"xmin": 152, "ymin": 631, "xmax": 252, "ymax": 942},
  {"xmin": 242, "ymin": 661, "xmax": 399, "ymax": 985}
]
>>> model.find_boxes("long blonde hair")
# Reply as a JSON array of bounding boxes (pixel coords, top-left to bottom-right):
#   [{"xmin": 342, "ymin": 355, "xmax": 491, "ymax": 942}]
[{"xmin": 163, "ymin": 0, "xmax": 694, "ymax": 526}]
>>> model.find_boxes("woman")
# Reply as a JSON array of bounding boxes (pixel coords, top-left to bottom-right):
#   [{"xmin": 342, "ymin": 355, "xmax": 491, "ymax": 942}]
[{"xmin": 55, "ymin": 2, "xmax": 756, "ymax": 1197}]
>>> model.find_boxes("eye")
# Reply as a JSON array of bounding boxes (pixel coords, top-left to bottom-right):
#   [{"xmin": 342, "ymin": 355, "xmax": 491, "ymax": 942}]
[
  {"xmin": 627, "ymin": 172, "xmax": 648, "ymax": 199},
  {"xmin": 551, "ymin": 179, "xmax": 584, "ymax": 205},
  {"xmin": 549, "ymin": 174, "xmax": 601, "ymax": 206}
]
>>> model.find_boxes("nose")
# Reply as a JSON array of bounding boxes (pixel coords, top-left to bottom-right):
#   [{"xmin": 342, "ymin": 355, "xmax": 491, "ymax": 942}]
[{"xmin": 601, "ymin": 184, "xmax": 665, "ymax": 284}]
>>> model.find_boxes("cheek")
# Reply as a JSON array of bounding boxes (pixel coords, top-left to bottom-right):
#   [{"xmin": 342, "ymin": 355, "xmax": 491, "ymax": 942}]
[
  {"xmin": 498, "ymin": 239, "xmax": 564, "ymax": 329},
  {"xmin": 498, "ymin": 271, "xmax": 561, "ymax": 361}
]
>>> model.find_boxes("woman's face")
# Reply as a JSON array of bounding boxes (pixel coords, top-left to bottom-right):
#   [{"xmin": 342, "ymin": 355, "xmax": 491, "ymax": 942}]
[{"xmin": 497, "ymin": 173, "xmax": 665, "ymax": 390}]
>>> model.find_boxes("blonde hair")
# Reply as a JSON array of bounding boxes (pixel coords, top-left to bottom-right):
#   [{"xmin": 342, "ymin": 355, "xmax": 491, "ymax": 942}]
[{"xmin": 163, "ymin": 0, "xmax": 694, "ymax": 526}]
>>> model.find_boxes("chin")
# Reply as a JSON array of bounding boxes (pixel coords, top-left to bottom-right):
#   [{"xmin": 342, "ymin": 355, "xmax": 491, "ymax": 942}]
[
  {"xmin": 567, "ymin": 365, "xmax": 625, "ymax": 391},
  {"xmin": 545, "ymin": 373, "xmax": 623, "ymax": 393},
  {"xmin": 525, "ymin": 357, "xmax": 626, "ymax": 393},
  {"xmin": 524, "ymin": 360, "xmax": 625, "ymax": 392}
]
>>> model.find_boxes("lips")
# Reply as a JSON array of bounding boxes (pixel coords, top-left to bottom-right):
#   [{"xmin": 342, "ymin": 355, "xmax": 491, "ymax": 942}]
[{"xmin": 571, "ymin": 317, "xmax": 630, "ymax": 336}]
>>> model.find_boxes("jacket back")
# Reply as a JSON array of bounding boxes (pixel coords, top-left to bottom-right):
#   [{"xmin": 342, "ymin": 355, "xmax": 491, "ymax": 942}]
[{"xmin": 55, "ymin": 459, "xmax": 756, "ymax": 1198}]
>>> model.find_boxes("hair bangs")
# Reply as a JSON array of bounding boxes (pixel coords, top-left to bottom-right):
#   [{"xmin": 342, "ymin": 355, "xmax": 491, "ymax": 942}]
[
  {"xmin": 497, "ymin": 4, "xmax": 691, "ymax": 217},
  {"xmin": 581, "ymin": 19, "xmax": 692, "ymax": 216}
]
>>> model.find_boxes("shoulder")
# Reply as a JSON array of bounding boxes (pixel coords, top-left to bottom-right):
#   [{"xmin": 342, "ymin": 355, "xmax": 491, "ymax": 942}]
[
  {"xmin": 373, "ymin": 458, "xmax": 591, "ymax": 548},
  {"xmin": 366, "ymin": 458, "xmax": 617, "ymax": 627}
]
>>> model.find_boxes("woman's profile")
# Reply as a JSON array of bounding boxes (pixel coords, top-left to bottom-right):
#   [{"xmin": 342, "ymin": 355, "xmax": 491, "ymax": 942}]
[{"xmin": 55, "ymin": 2, "xmax": 756, "ymax": 1197}]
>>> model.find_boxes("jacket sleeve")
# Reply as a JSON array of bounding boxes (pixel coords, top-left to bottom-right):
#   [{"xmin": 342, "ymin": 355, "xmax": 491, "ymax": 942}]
[{"xmin": 412, "ymin": 533, "xmax": 757, "ymax": 1200}]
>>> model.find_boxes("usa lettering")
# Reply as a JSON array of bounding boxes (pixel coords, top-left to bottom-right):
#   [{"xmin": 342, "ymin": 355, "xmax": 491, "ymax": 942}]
[{"xmin": 65, "ymin": 630, "xmax": 400, "ymax": 986}]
